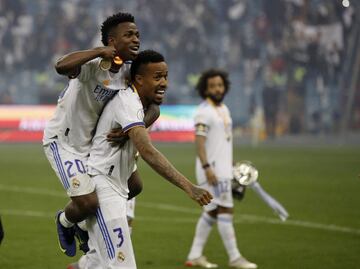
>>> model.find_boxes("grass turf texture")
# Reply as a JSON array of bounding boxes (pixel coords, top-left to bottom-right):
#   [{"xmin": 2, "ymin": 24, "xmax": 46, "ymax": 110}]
[{"xmin": 0, "ymin": 143, "xmax": 359, "ymax": 269}]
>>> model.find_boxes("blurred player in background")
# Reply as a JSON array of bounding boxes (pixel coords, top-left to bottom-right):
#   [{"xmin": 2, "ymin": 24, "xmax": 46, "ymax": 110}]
[
  {"xmin": 43, "ymin": 12, "xmax": 159, "ymax": 257},
  {"xmin": 0, "ymin": 215, "xmax": 4, "ymax": 245},
  {"xmin": 80, "ymin": 50, "xmax": 212, "ymax": 268},
  {"xmin": 185, "ymin": 69, "xmax": 257, "ymax": 269}
]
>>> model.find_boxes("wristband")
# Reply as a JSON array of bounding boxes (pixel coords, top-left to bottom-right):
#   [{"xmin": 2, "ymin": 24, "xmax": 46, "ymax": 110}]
[{"xmin": 202, "ymin": 163, "xmax": 210, "ymax": 169}]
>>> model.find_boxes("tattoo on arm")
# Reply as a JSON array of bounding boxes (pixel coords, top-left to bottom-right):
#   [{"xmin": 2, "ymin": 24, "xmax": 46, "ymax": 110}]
[{"xmin": 128, "ymin": 127, "xmax": 192, "ymax": 193}]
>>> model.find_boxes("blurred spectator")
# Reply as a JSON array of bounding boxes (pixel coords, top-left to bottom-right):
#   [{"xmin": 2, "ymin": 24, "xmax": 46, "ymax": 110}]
[{"xmin": 0, "ymin": 0, "xmax": 357, "ymax": 133}]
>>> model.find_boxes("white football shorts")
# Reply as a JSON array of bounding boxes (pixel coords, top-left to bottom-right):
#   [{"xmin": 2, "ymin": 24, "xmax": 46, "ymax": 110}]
[
  {"xmin": 200, "ymin": 178, "xmax": 234, "ymax": 212},
  {"xmin": 43, "ymin": 140, "xmax": 95, "ymax": 197}
]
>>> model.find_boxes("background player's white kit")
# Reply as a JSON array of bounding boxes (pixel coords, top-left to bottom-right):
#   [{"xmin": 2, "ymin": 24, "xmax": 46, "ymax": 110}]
[{"xmin": 195, "ymin": 101, "xmax": 233, "ymax": 183}]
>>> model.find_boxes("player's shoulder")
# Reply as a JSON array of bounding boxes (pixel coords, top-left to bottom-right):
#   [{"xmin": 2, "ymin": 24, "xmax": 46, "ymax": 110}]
[
  {"xmin": 114, "ymin": 85, "xmax": 140, "ymax": 103},
  {"xmin": 196, "ymin": 101, "xmax": 212, "ymax": 113}
]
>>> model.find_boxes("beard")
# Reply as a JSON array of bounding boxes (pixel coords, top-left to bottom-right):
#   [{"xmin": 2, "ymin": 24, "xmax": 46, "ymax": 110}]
[{"xmin": 208, "ymin": 93, "xmax": 224, "ymax": 105}]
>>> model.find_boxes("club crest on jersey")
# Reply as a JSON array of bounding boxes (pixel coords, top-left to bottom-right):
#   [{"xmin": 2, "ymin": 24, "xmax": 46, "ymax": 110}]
[
  {"xmin": 93, "ymin": 85, "xmax": 118, "ymax": 102},
  {"xmin": 72, "ymin": 178, "xmax": 80, "ymax": 189},
  {"xmin": 137, "ymin": 109, "xmax": 144, "ymax": 120},
  {"xmin": 117, "ymin": 251, "xmax": 125, "ymax": 262}
]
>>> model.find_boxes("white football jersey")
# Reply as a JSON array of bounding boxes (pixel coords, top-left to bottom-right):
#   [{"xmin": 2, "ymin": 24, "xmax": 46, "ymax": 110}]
[
  {"xmin": 43, "ymin": 58, "xmax": 130, "ymax": 156},
  {"xmin": 87, "ymin": 85, "xmax": 145, "ymax": 198},
  {"xmin": 194, "ymin": 100, "xmax": 233, "ymax": 183}
]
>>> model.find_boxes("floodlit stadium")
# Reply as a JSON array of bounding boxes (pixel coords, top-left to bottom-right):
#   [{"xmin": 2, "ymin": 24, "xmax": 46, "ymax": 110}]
[{"xmin": 0, "ymin": 1, "xmax": 359, "ymax": 269}]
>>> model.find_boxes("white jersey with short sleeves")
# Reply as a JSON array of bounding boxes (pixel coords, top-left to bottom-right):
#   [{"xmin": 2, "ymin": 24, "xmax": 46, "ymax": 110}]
[
  {"xmin": 43, "ymin": 58, "xmax": 130, "ymax": 156},
  {"xmin": 195, "ymin": 100, "xmax": 233, "ymax": 183},
  {"xmin": 87, "ymin": 85, "xmax": 145, "ymax": 199}
]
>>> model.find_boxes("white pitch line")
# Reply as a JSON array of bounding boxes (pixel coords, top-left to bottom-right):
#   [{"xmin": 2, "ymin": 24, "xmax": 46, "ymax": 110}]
[{"xmin": 1, "ymin": 184, "xmax": 360, "ymax": 235}]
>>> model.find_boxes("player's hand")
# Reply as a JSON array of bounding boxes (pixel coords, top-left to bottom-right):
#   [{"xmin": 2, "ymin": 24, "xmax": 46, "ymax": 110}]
[
  {"xmin": 205, "ymin": 167, "xmax": 218, "ymax": 186},
  {"xmin": 107, "ymin": 127, "xmax": 129, "ymax": 147},
  {"xmin": 189, "ymin": 185, "xmax": 213, "ymax": 206},
  {"xmin": 98, "ymin": 46, "xmax": 117, "ymax": 60}
]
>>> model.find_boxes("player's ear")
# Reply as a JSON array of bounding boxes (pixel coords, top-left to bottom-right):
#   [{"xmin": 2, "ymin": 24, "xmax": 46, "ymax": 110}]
[
  {"xmin": 135, "ymin": 74, "xmax": 143, "ymax": 85},
  {"xmin": 108, "ymin": 36, "xmax": 114, "ymax": 46}
]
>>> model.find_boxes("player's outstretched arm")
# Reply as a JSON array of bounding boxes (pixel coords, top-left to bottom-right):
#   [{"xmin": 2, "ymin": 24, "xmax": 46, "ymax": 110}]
[
  {"xmin": 128, "ymin": 126, "xmax": 212, "ymax": 206},
  {"xmin": 55, "ymin": 46, "xmax": 116, "ymax": 77}
]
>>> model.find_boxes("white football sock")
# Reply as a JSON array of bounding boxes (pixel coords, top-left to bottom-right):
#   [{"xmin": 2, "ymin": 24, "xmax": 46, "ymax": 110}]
[
  {"xmin": 59, "ymin": 212, "xmax": 74, "ymax": 228},
  {"xmin": 77, "ymin": 220, "xmax": 87, "ymax": 231},
  {"xmin": 217, "ymin": 213, "xmax": 241, "ymax": 262},
  {"xmin": 187, "ymin": 212, "xmax": 216, "ymax": 260}
]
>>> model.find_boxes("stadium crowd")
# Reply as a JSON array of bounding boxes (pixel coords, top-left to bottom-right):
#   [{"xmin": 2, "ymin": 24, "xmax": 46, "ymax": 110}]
[{"xmin": 0, "ymin": 0, "xmax": 358, "ymax": 134}]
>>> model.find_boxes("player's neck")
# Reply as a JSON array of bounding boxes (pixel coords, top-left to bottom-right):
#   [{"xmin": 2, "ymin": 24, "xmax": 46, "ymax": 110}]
[
  {"xmin": 206, "ymin": 97, "xmax": 222, "ymax": 107},
  {"xmin": 109, "ymin": 63, "xmax": 123, "ymax": 73},
  {"xmin": 132, "ymin": 83, "xmax": 150, "ymax": 108}
]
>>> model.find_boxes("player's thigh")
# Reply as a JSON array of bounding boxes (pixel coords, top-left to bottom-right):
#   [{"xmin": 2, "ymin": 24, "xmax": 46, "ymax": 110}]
[
  {"xmin": 88, "ymin": 177, "xmax": 136, "ymax": 269},
  {"xmin": 44, "ymin": 141, "xmax": 95, "ymax": 197}
]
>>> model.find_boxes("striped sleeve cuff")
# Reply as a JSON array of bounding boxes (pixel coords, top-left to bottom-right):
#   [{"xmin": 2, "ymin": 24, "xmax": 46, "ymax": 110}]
[{"xmin": 123, "ymin": 122, "xmax": 145, "ymax": 133}]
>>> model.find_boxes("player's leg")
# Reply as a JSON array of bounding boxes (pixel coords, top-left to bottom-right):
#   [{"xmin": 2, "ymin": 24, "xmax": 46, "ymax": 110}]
[
  {"xmin": 214, "ymin": 179, "xmax": 257, "ymax": 269},
  {"xmin": 67, "ymin": 171, "xmax": 140, "ymax": 269},
  {"xmin": 185, "ymin": 182, "xmax": 218, "ymax": 268},
  {"xmin": 128, "ymin": 170, "xmax": 142, "ymax": 200},
  {"xmin": 0, "ymin": 215, "xmax": 4, "ymax": 245},
  {"xmin": 67, "ymin": 237, "xmax": 102, "ymax": 269},
  {"xmin": 69, "ymin": 196, "xmax": 138, "ymax": 269},
  {"xmin": 88, "ymin": 175, "xmax": 137, "ymax": 269},
  {"xmin": 44, "ymin": 141, "xmax": 98, "ymax": 256}
]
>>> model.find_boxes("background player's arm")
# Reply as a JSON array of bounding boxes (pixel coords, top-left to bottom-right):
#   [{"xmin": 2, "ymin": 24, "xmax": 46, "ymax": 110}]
[
  {"xmin": 128, "ymin": 126, "xmax": 212, "ymax": 206},
  {"xmin": 55, "ymin": 46, "xmax": 116, "ymax": 77},
  {"xmin": 195, "ymin": 126, "xmax": 218, "ymax": 186}
]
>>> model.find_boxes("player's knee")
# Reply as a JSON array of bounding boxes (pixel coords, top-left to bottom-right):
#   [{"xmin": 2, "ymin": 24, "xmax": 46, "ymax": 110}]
[
  {"xmin": 218, "ymin": 206, "xmax": 233, "ymax": 214},
  {"xmin": 128, "ymin": 173, "xmax": 143, "ymax": 200},
  {"xmin": 74, "ymin": 193, "xmax": 99, "ymax": 215}
]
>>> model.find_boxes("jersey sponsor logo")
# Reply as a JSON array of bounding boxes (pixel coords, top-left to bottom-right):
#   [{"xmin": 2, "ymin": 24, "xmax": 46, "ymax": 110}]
[{"xmin": 93, "ymin": 85, "xmax": 120, "ymax": 102}]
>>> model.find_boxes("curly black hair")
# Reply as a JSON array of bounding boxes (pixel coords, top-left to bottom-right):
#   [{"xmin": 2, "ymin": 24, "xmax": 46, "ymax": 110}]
[
  {"xmin": 130, "ymin": 50, "xmax": 165, "ymax": 81},
  {"xmin": 196, "ymin": 69, "xmax": 230, "ymax": 99},
  {"xmin": 101, "ymin": 12, "xmax": 135, "ymax": 46}
]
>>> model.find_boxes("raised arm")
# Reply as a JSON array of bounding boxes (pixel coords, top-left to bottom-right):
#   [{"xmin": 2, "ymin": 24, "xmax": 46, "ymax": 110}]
[
  {"xmin": 55, "ymin": 46, "xmax": 117, "ymax": 77},
  {"xmin": 128, "ymin": 126, "xmax": 212, "ymax": 206}
]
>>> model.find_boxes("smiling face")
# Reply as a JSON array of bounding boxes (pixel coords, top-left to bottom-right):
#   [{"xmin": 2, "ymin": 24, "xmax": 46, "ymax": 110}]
[
  {"xmin": 205, "ymin": 75, "xmax": 226, "ymax": 105},
  {"xmin": 136, "ymin": 62, "xmax": 168, "ymax": 106},
  {"xmin": 108, "ymin": 22, "xmax": 140, "ymax": 61}
]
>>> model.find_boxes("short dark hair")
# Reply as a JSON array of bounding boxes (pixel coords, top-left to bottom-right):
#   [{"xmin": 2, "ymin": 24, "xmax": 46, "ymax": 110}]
[
  {"xmin": 130, "ymin": 50, "xmax": 165, "ymax": 81},
  {"xmin": 101, "ymin": 12, "xmax": 135, "ymax": 46},
  {"xmin": 196, "ymin": 69, "xmax": 230, "ymax": 99}
]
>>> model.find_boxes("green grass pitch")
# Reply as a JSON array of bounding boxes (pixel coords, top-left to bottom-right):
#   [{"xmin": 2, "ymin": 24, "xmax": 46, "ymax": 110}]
[{"xmin": 0, "ymin": 143, "xmax": 359, "ymax": 269}]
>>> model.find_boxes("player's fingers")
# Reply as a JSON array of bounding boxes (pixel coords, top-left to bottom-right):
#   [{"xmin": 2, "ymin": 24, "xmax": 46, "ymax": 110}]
[{"xmin": 205, "ymin": 191, "xmax": 213, "ymax": 201}]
